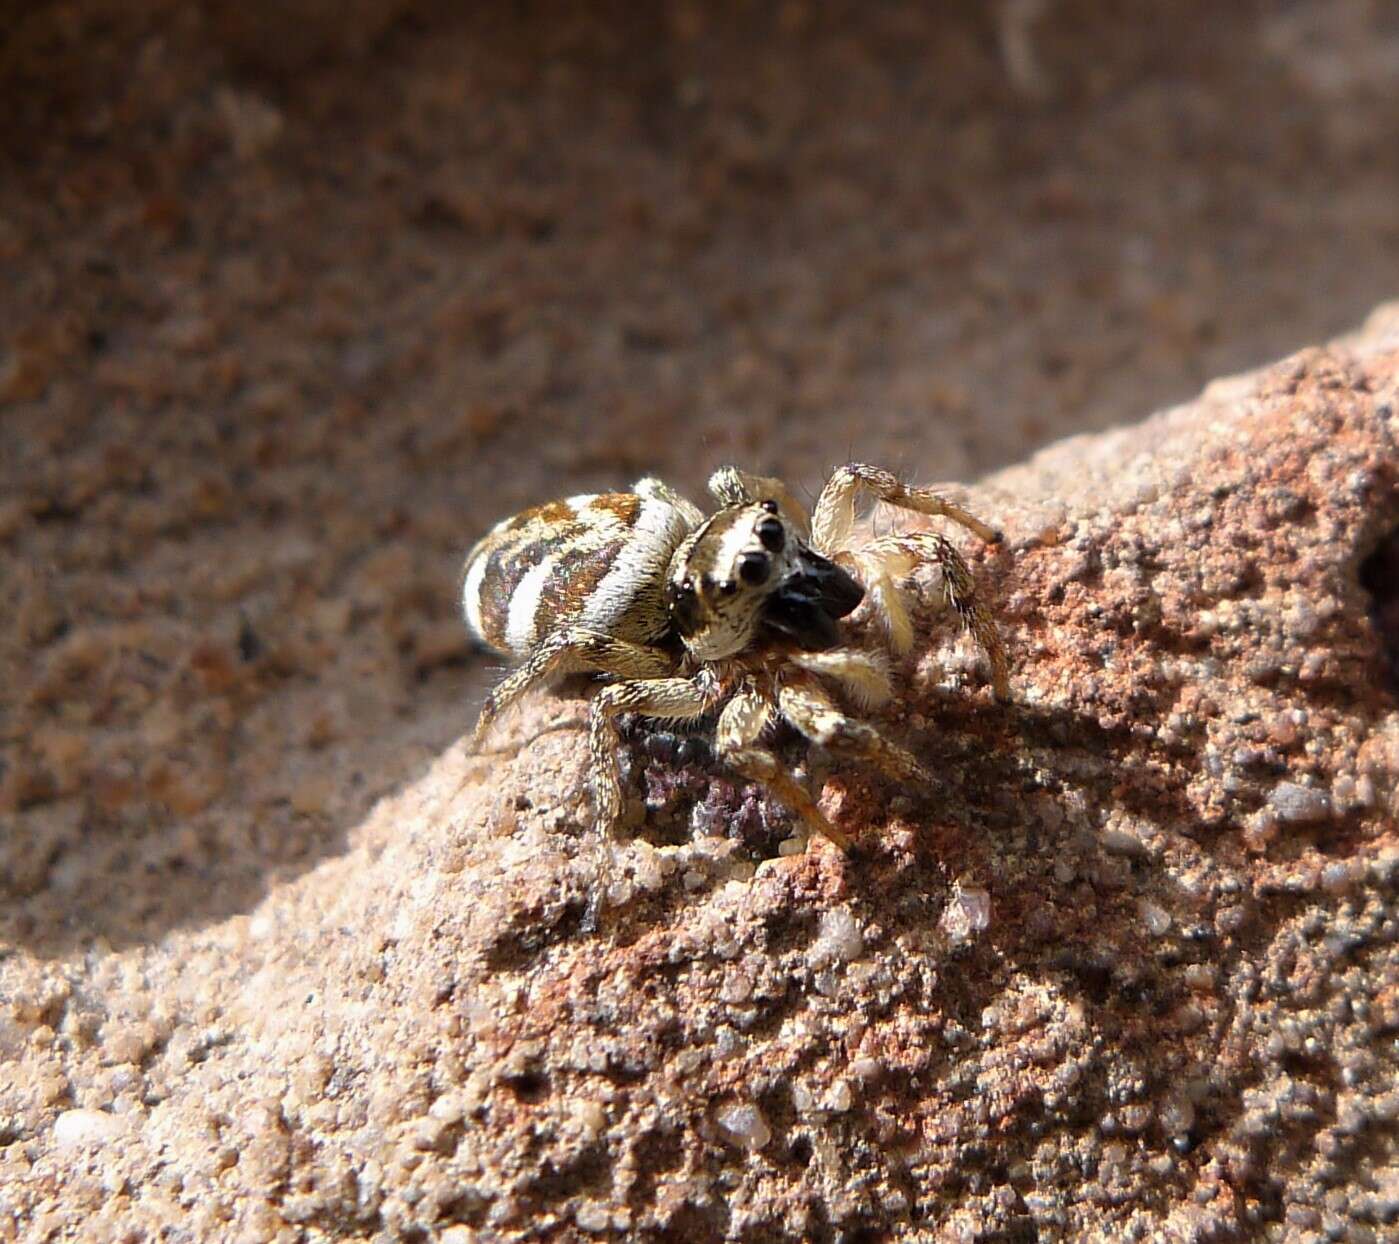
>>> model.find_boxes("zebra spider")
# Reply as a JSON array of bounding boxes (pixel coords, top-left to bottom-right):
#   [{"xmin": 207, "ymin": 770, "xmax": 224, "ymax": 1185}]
[{"xmin": 462, "ymin": 464, "xmax": 1009, "ymax": 850}]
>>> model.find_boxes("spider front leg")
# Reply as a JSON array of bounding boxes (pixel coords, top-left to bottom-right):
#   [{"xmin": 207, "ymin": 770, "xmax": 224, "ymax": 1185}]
[
  {"xmin": 472, "ymin": 628, "xmax": 677, "ymax": 749},
  {"xmin": 789, "ymin": 648, "xmax": 893, "ymax": 710},
  {"xmin": 588, "ymin": 675, "xmax": 714, "ymax": 831},
  {"xmin": 778, "ymin": 676, "xmax": 930, "ymax": 786},
  {"xmin": 863, "ymin": 531, "xmax": 1010, "ymax": 700},
  {"xmin": 716, "ymin": 685, "xmax": 852, "ymax": 851},
  {"xmin": 810, "ymin": 462, "xmax": 1001, "ymax": 553}
]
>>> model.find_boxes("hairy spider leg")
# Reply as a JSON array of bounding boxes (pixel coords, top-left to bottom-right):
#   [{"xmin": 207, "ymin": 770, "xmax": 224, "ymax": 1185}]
[{"xmin": 716, "ymin": 683, "xmax": 852, "ymax": 851}]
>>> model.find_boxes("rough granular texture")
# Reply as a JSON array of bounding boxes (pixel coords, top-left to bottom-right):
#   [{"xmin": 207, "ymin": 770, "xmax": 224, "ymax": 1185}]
[
  {"xmin": 4, "ymin": 316, "xmax": 1397, "ymax": 1240},
  {"xmin": 5, "ymin": 0, "xmax": 1399, "ymax": 954},
  {"xmin": 1361, "ymin": 527, "xmax": 1399, "ymax": 694},
  {"xmin": 5, "ymin": 4, "xmax": 1399, "ymax": 1239}
]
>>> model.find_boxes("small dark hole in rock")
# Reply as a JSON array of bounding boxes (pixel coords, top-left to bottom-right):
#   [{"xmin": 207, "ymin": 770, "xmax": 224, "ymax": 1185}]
[
  {"xmin": 504, "ymin": 1070, "xmax": 549, "ymax": 1102},
  {"xmin": 237, "ymin": 617, "xmax": 263, "ymax": 662},
  {"xmin": 1359, "ymin": 525, "xmax": 1399, "ymax": 693}
]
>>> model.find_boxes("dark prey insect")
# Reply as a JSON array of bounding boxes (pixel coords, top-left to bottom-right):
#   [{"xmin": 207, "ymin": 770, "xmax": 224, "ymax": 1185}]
[{"xmin": 462, "ymin": 464, "xmax": 1009, "ymax": 849}]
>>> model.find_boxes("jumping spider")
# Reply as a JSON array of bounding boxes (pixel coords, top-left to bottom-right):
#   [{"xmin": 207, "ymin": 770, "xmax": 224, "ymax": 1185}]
[{"xmin": 462, "ymin": 464, "xmax": 1009, "ymax": 850}]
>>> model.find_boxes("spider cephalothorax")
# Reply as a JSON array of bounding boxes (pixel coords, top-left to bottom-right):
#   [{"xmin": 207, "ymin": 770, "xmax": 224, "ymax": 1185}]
[
  {"xmin": 462, "ymin": 464, "xmax": 1009, "ymax": 850},
  {"xmin": 664, "ymin": 498, "xmax": 865, "ymax": 660}
]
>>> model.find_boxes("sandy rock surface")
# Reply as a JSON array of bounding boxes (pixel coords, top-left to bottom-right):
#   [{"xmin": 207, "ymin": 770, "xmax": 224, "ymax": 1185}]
[
  {"xmin": 6, "ymin": 0, "xmax": 1399, "ymax": 956},
  {"xmin": 5, "ymin": 5, "xmax": 1399, "ymax": 1240},
  {"xmin": 4, "ymin": 314, "xmax": 1398, "ymax": 1240}
]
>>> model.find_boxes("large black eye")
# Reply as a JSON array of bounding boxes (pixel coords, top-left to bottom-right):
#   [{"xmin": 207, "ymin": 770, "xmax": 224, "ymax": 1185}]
[
  {"xmin": 667, "ymin": 578, "xmax": 703, "ymax": 635},
  {"xmin": 738, "ymin": 551, "xmax": 770, "ymax": 585},
  {"xmin": 756, "ymin": 517, "xmax": 785, "ymax": 552}
]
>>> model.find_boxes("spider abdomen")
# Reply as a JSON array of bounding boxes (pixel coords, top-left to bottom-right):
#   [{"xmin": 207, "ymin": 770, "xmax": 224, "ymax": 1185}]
[{"xmin": 462, "ymin": 491, "xmax": 695, "ymax": 658}]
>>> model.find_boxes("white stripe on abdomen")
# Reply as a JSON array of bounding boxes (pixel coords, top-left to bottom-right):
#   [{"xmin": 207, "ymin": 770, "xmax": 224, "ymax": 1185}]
[
  {"xmin": 505, "ymin": 555, "xmax": 555, "ymax": 654},
  {"xmin": 461, "ymin": 550, "xmax": 491, "ymax": 642}
]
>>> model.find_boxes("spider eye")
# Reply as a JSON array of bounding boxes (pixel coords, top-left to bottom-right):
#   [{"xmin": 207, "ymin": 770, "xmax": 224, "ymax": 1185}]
[
  {"xmin": 668, "ymin": 578, "xmax": 703, "ymax": 635},
  {"xmin": 760, "ymin": 499, "xmax": 780, "ymax": 514},
  {"xmin": 738, "ymin": 551, "xmax": 770, "ymax": 585},
  {"xmin": 756, "ymin": 517, "xmax": 785, "ymax": 552}
]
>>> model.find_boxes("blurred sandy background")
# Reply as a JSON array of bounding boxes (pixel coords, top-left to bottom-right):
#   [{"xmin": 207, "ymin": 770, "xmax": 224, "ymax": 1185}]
[{"xmin": 3, "ymin": 1, "xmax": 1398, "ymax": 953}]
